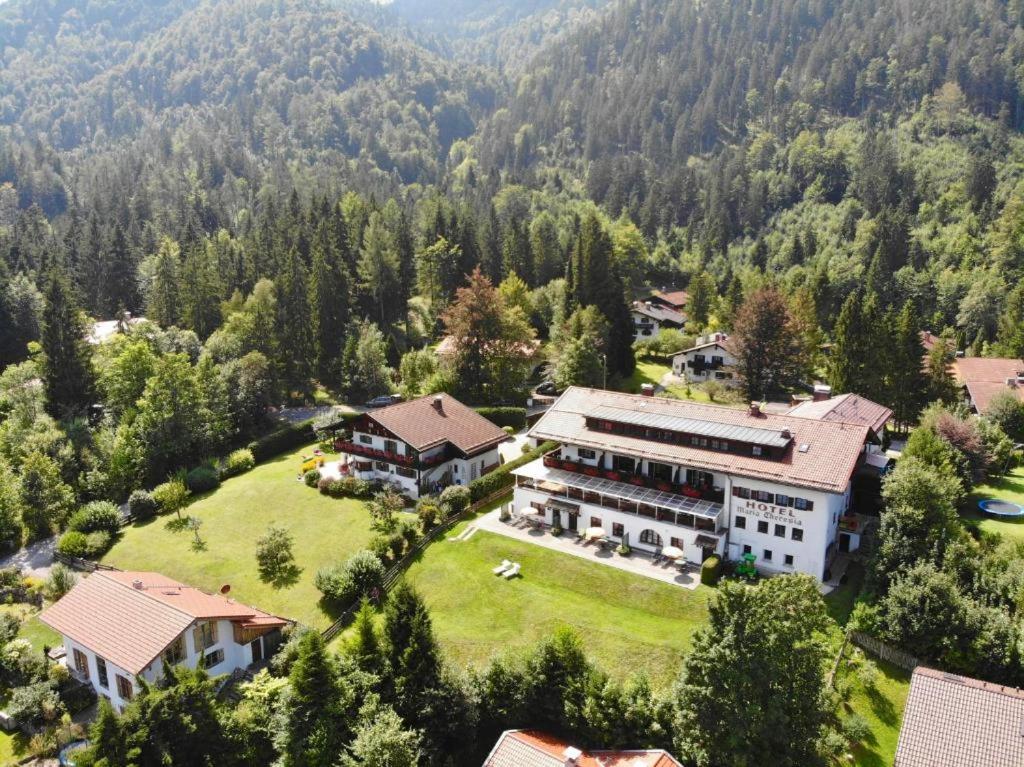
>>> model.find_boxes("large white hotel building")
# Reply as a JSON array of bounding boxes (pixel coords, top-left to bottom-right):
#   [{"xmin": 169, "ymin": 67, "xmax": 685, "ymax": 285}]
[{"xmin": 513, "ymin": 387, "xmax": 891, "ymax": 580}]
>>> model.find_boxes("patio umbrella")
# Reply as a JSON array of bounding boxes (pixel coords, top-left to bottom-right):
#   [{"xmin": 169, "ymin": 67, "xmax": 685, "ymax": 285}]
[
  {"xmin": 585, "ymin": 526, "xmax": 606, "ymax": 540},
  {"xmin": 622, "ymin": 532, "xmax": 629, "ymax": 548},
  {"xmin": 662, "ymin": 545, "xmax": 685, "ymax": 560}
]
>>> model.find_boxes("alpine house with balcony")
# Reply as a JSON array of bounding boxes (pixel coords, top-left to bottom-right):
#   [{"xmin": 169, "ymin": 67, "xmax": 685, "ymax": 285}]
[
  {"xmin": 513, "ymin": 387, "xmax": 889, "ymax": 580},
  {"xmin": 341, "ymin": 393, "xmax": 509, "ymax": 498}
]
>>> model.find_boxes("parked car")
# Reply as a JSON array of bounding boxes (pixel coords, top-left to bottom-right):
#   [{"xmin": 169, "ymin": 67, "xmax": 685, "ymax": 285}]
[
  {"xmin": 536, "ymin": 381, "xmax": 558, "ymax": 396},
  {"xmin": 366, "ymin": 394, "xmax": 400, "ymax": 408}
]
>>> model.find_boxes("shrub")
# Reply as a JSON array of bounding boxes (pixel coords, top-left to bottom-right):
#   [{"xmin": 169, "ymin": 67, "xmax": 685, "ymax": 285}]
[
  {"xmin": 304, "ymin": 469, "xmax": 321, "ymax": 488},
  {"xmin": 701, "ymin": 555, "xmax": 722, "ymax": 586},
  {"xmin": 56, "ymin": 531, "xmax": 90, "ymax": 558},
  {"xmin": 842, "ymin": 713, "xmax": 872, "ymax": 745},
  {"xmin": 0, "ymin": 566, "xmax": 22, "ymax": 590},
  {"xmin": 315, "ymin": 550, "xmax": 386, "ymax": 604},
  {"xmin": 439, "ymin": 485, "xmax": 471, "ymax": 518},
  {"xmin": 398, "ymin": 517, "xmax": 420, "ymax": 547},
  {"xmin": 127, "ymin": 490, "xmax": 158, "ymax": 521},
  {"xmin": 368, "ymin": 535, "xmax": 392, "ymax": 564},
  {"xmin": 320, "ymin": 476, "xmax": 371, "ymax": 499},
  {"xmin": 67, "ymin": 501, "xmax": 121, "ymax": 535},
  {"xmin": 186, "ymin": 466, "xmax": 221, "ymax": 494},
  {"xmin": 474, "ymin": 406, "xmax": 526, "ymax": 430},
  {"xmin": 502, "ymin": 425, "xmax": 515, "ymax": 435},
  {"xmin": 152, "ymin": 479, "xmax": 190, "ymax": 515},
  {"xmin": 59, "ymin": 678, "xmax": 97, "ymax": 715},
  {"xmin": 43, "ymin": 564, "xmax": 78, "ymax": 601},
  {"xmin": 387, "ymin": 533, "xmax": 405, "ymax": 560},
  {"xmin": 617, "ymin": 543, "xmax": 632, "ymax": 556},
  {"xmin": 467, "ymin": 440, "xmax": 559, "ymax": 502},
  {"xmin": 8, "ymin": 681, "xmax": 63, "ymax": 728},
  {"xmin": 416, "ymin": 498, "xmax": 441, "ymax": 530},
  {"xmin": 84, "ymin": 531, "xmax": 112, "ymax": 556},
  {"xmin": 222, "ymin": 448, "xmax": 256, "ymax": 479},
  {"xmin": 248, "ymin": 419, "xmax": 315, "ymax": 462},
  {"xmin": 256, "ymin": 525, "xmax": 295, "ymax": 580}
]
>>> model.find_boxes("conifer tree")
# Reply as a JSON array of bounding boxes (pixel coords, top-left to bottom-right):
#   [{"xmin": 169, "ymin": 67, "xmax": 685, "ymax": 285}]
[
  {"xmin": 357, "ymin": 212, "xmax": 403, "ymax": 329},
  {"xmin": 889, "ymin": 302, "xmax": 927, "ymax": 429},
  {"xmin": 147, "ymin": 237, "xmax": 183, "ymax": 328},
  {"xmin": 828, "ymin": 291, "xmax": 870, "ymax": 396},
  {"xmin": 275, "ymin": 247, "xmax": 314, "ymax": 392},
  {"xmin": 308, "ymin": 223, "xmax": 349, "ymax": 383},
  {"xmin": 40, "ymin": 270, "xmax": 96, "ymax": 418}
]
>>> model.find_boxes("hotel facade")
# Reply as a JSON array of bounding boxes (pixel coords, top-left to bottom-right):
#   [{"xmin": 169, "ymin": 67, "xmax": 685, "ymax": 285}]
[{"xmin": 512, "ymin": 387, "xmax": 890, "ymax": 580}]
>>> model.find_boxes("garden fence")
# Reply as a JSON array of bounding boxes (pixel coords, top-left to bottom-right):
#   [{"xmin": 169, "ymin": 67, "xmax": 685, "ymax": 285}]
[
  {"xmin": 849, "ymin": 630, "xmax": 920, "ymax": 672},
  {"xmin": 53, "ymin": 552, "xmax": 120, "ymax": 573},
  {"xmin": 320, "ymin": 487, "xmax": 511, "ymax": 643}
]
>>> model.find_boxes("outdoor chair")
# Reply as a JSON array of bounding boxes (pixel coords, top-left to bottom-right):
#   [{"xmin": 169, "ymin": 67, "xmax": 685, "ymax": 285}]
[
  {"xmin": 492, "ymin": 560, "xmax": 512, "ymax": 575},
  {"xmin": 503, "ymin": 563, "xmax": 521, "ymax": 579}
]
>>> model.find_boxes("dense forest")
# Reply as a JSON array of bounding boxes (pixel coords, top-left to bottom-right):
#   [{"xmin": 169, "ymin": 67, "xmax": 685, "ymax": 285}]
[{"xmin": 4, "ymin": 0, "xmax": 1024, "ymax": 764}]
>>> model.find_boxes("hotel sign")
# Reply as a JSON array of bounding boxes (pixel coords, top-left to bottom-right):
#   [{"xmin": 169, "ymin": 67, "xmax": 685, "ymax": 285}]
[{"xmin": 738, "ymin": 499, "xmax": 804, "ymax": 527}]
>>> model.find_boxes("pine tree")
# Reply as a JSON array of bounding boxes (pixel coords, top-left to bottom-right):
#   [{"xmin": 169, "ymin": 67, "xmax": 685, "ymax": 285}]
[
  {"xmin": 275, "ymin": 247, "xmax": 314, "ymax": 392},
  {"xmin": 181, "ymin": 240, "xmax": 223, "ymax": 339},
  {"xmin": 357, "ymin": 212, "xmax": 403, "ymax": 330},
  {"xmin": 147, "ymin": 237, "xmax": 182, "ymax": 328},
  {"xmin": 104, "ymin": 224, "xmax": 139, "ymax": 316},
  {"xmin": 687, "ymin": 271, "xmax": 716, "ymax": 328},
  {"xmin": 308, "ymin": 224, "xmax": 349, "ymax": 384},
  {"xmin": 40, "ymin": 270, "xmax": 96, "ymax": 418},
  {"xmin": 348, "ymin": 598, "xmax": 384, "ymax": 676},
  {"xmin": 828, "ymin": 291, "xmax": 869, "ymax": 396},
  {"xmin": 889, "ymin": 302, "xmax": 928, "ymax": 429}
]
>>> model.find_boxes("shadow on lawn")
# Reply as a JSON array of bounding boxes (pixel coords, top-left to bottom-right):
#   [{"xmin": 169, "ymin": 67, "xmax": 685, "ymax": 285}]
[{"xmin": 260, "ymin": 563, "xmax": 303, "ymax": 589}]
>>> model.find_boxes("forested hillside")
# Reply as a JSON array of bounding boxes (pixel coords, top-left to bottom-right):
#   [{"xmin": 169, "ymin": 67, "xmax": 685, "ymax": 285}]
[{"xmin": 0, "ymin": 0, "xmax": 498, "ymax": 219}]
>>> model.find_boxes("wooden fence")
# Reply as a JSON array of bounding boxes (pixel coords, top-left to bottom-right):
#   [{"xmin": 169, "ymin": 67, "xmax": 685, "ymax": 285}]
[
  {"xmin": 849, "ymin": 630, "xmax": 920, "ymax": 672},
  {"xmin": 54, "ymin": 552, "xmax": 120, "ymax": 573},
  {"xmin": 320, "ymin": 488, "xmax": 511, "ymax": 643}
]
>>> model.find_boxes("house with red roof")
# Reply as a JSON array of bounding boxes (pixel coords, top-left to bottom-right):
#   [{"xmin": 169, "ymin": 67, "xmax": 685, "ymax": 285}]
[
  {"xmin": 514, "ymin": 386, "xmax": 886, "ymax": 580},
  {"xmin": 339, "ymin": 393, "xmax": 510, "ymax": 498},
  {"xmin": 483, "ymin": 730, "xmax": 682, "ymax": 767},
  {"xmin": 39, "ymin": 571, "xmax": 289, "ymax": 711},
  {"xmin": 951, "ymin": 356, "xmax": 1024, "ymax": 415},
  {"xmin": 631, "ymin": 301, "xmax": 686, "ymax": 341}
]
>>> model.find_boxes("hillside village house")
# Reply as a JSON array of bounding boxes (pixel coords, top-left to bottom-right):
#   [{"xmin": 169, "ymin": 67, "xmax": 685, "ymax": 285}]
[
  {"xmin": 339, "ymin": 393, "xmax": 509, "ymax": 499},
  {"xmin": 646, "ymin": 289, "xmax": 688, "ymax": 313},
  {"xmin": 671, "ymin": 332, "xmax": 739, "ymax": 386},
  {"xmin": 631, "ymin": 300, "xmax": 686, "ymax": 340},
  {"xmin": 484, "ymin": 729, "xmax": 682, "ymax": 767},
  {"xmin": 951, "ymin": 356, "xmax": 1024, "ymax": 415},
  {"xmin": 39, "ymin": 571, "xmax": 289, "ymax": 712},
  {"xmin": 513, "ymin": 387, "xmax": 891, "ymax": 580}
]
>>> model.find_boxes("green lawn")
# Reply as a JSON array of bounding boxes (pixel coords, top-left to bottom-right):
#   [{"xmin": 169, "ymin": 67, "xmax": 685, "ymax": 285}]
[
  {"xmin": 616, "ymin": 360, "xmax": 672, "ymax": 394},
  {"xmin": 102, "ymin": 446, "xmax": 376, "ymax": 629},
  {"xmin": 840, "ymin": 654, "xmax": 911, "ymax": 767},
  {"xmin": 0, "ymin": 604, "xmax": 61, "ymax": 653},
  {"xmin": 401, "ymin": 528, "xmax": 713, "ymax": 687},
  {"xmin": 0, "ymin": 730, "xmax": 29, "ymax": 765},
  {"xmin": 963, "ymin": 466, "xmax": 1024, "ymax": 540}
]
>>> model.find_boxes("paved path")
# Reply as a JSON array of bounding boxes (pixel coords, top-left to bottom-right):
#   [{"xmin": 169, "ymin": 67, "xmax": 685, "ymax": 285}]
[
  {"xmin": 475, "ymin": 509, "xmax": 701, "ymax": 590},
  {"xmin": 0, "ymin": 536, "xmax": 56, "ymax": 579}
]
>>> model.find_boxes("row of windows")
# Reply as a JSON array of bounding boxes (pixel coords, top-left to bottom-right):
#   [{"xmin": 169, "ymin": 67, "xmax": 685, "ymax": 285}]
[
  {"xmin": 734, "ymin": 515, "xmax": 804, "ymax": 541},
  {"xmin": 741, "ymin": 544, "xmax": 794, "ymax": 567},
  {"xmin": 732, "ymin": 486, "xmax": 814, "ymax": 510},
  {"xmin": 587, "ymin": 419, "xmax": 780, "ymax": 459},
  {"xmin": 73, "ymin": 647, "xmax": 132, "ymax": 700}
]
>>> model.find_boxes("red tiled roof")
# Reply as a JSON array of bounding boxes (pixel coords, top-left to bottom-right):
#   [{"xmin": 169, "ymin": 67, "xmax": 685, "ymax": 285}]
[
  {"xmin": 484, "ymin": 730, "xmax": 682, "ymax": 767},
  {"xmin": 652, "ymin": 290, "xmax": 689, "ymax": 308},
  {"xmin": 632, "ymin": 303, "xmax": 686, "ymax": 326},
  {"xmin": 951, "ymin": 357, "xmax": 1024, "ymax": 413},
  {"xmin": 365, "ymin": 393, "xmax": 509, "ymax": 455},
  {"xmin": 895, "ymin": 667, "xmax": 1024, "ymax": 767},
  {"xmin": 529, "ymin": 387, "xmax": 870, "ymax": 494},
  {"xmin": 39, "ymin": 571, "xmax": 287, "ymax": 675},
  {"xmin": 786, "ymin": 393, "xmax": 892, "ymax": 435}
]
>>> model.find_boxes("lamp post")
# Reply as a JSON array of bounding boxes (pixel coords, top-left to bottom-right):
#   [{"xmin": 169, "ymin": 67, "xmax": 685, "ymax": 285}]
[{"xmin": 599, "ymin": 353, "xmax": 607, "ymax": 390}]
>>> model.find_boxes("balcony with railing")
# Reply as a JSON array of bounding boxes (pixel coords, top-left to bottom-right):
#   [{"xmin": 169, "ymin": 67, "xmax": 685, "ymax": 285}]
[
  {"xmin": 515, "ymin": 458, "xmax": 724, "ymax": 534},
  {"xmin": 541, "ymin": 453, "xmax": 724, "ymax": 504},
  {"xmin": 338, "ymin": 440, "xmax": 451, "ymax": 471}
]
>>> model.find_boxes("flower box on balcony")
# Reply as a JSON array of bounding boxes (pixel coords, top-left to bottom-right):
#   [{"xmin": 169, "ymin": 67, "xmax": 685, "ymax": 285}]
[
  {"xmin": 656, "ymin": 481, "xmax": 672, "ymax": 492},
  {"xmin": 629, "ymin": 477, "xmax": 647, "ymax": 487},
  {"xmin": 682, "ymin": 486, "xmax": 701, "ymax": 499},
  {"xmin": 604, "ymin": 471, "xmax": 621, "ymax": 482},
  {"xmin": 583, "ymin": 467, "xmax": 599, "ymax": 477},
  {"xmin": 561, "ymin": 461, "xmax": 579, "ymax": 472}
]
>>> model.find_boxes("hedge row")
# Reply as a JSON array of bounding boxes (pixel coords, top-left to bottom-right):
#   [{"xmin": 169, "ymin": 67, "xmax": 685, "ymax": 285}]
[
  {"xmin": 247, "ymin": 419, "xmax": 316, "ymax": 462},
  {"xmin": 467, "ymin": 440, "xmax": 558, "ymax": 502},
  {"xmin": 474, "ymin": 406, "xmax": 527, "ymax": 431}
]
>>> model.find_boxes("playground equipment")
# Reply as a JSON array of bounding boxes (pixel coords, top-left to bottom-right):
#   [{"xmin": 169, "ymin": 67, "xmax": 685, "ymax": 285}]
[
  {"xmin": 978, "ymin": 499, "xmax": 1024, "ymax": 518},
  {"xmin": 736, "ymin": 552, "xmax": 758, "ymax": 580}
]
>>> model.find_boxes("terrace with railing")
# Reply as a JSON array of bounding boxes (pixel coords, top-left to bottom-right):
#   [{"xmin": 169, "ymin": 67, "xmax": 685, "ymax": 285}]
[
  {"xmin": 514, "ymin": 457, "xmax": 724, "ymax": 535},
  {"xmin": 541, "ymin": 453, "xmax": 725, "ymax": 504}
]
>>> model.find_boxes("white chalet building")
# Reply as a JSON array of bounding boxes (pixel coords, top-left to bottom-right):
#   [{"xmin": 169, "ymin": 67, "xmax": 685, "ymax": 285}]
[
  {"xmin": 631, "ymin": 301, "xmax": 686, "ymax": 341},
  {"xmin": 513, "ymin": 387, "xmax": 891, "ymax": 580},
  {"xmin": 39, "ymin": 571, "xmax": 289, "ymax": 711},
  {"xmin": 671, "ymin": 333, "xmax": 739, "ymax": 386},
  {"xmin": 341, "ymin": 393, "xmax": 509, "ymax": 498}
]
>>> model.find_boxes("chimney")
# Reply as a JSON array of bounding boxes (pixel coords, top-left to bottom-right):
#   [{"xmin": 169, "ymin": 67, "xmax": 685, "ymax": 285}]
[
  {"xmin": 781, "ymin": 428, "xmax": 792, "ymax": 440},
  {"xmin": 749, "ymin": 402, "xmax": 761, "ymax": 417},
  {"xmin": 132, "ymin": 579, "xmax": 144, "ymax": 590},
  {"xmin": 432, "ymin": 395, "xmax": 444, "ymax": 413},
  {"xmin": 562, "ymin": 746, "xmax": 583, "ymax": 767},
  {"xmin": 813, "ymin": 384, "xmax": 832, "ymax": 402}
]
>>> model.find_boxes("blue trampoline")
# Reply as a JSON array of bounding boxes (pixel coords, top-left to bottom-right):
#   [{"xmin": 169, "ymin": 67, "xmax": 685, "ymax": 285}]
[{"xmin": 978, "ymin": 499, "xmax": 1024, "ymax": 517}]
